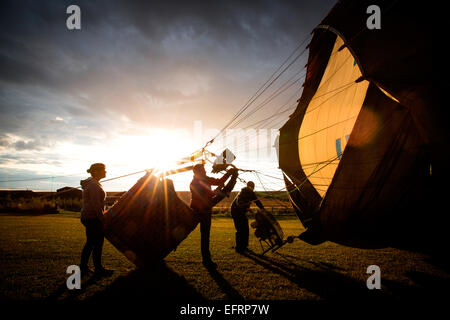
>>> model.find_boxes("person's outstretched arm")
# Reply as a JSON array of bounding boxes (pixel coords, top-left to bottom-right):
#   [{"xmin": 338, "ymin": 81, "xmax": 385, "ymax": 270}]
[
  {"xmin": 207, "ymin": 169, "xmax": 232, "ymax": 187},
  {"xmin": 250, "ymin": 189, "xmax": 265, "ymax": 210},
  {"xmin": 191, "ymin": 180, "xmax": 216, "ymax": 199}
]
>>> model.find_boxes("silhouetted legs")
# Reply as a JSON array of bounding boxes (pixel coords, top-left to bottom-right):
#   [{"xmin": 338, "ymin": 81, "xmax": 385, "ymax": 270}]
[
  {"xmin": 198, "ymin": 172, "xmax": 239, "ymax": 268},
  {"xmin": 231, "ymin": 210, "xmax": 249, "ymax": 252},
  {"xmin": 80, "ymin": 219, "xmax": 104, "ymax": 271},
  {"xmin": 199, "ymin": 211, "xmax": 212, "ymax": 263}
]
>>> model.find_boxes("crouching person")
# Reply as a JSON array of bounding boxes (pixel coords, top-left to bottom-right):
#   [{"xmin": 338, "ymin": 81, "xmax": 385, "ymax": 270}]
[{"xmin": 231, "ymin": 181, "xmax": 264, "ymax": 253}]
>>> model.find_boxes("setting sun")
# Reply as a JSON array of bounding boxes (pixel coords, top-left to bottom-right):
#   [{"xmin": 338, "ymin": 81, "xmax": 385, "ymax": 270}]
[{"xmin": 113, "ymin": 129, "xmax": 193, "ymax": 172}]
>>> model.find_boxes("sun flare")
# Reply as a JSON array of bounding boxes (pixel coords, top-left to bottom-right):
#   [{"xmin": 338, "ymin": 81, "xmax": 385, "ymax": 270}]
[{"xmin": 114, "ymin": 129, "xmax": 194, "ymax": 173}]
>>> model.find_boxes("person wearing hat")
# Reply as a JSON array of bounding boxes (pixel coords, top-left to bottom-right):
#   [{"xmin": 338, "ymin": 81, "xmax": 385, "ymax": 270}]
[
  {"xmin": 230, "ymin": 181, "xmax": 265, "ymax": 253},
  {"xmin": 79, "ymin": 163, "xmax": 112, "ymax": 277},
  {"xmin": 190, "ymin": 163, "xmax": 238, "ymax": 269}
]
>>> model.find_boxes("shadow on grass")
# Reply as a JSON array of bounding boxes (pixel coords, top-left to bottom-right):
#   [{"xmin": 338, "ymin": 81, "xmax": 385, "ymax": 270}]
[
  {"xmin": 423, "ymin": 251, "xmax": 450, "ymax": 275},
  {"xmin": 46, "ymin": 273, "xmax": 104, "ymax": 302},
  {"xmin": 205, "ymin": 266, "xmax": 244, "ymax": 300},
  {"xmin": 88, "ymin": 261, "xmax": 204, "ymax": 302},
  {"xmin": 46, "ymin": 262, "xmax": 204, "ymax": 303},
  {"xmin": 273, "ymin": 252, "xmax": 346, "ymax": 272},
  {"xmin": 398, "ymin": 271, "xmax": 449, "ymax": 299},
  {"xmin": 241, "ymin": 250, "xmax": 420, "ymax": 300},
  {"xmin": 0, "ymin": 211, "xmax": 55, "ymax": 217}
]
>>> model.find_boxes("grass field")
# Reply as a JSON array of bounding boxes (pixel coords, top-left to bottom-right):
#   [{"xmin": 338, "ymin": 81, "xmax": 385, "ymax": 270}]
[{"xmin": 0, "ymin": 212, "xmax": 448, "ymax": 304}]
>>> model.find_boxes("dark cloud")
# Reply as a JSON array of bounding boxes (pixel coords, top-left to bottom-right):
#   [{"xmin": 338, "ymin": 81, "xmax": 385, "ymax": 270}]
[
  {"xmin": 13, "ymin": 139, "xmax": 50, "ymax": 151},
  {"xmin": 0, "ymin": 0, "xmax": 334, "ymax": 106},
  {"xmin": 0, "ymin": 137, "xmax": 10, "ymax": 148},
  {"xmin": 0, "ymin": 151, "xmax": 65, "ymax": 170},
  {"xmin": 0, "ymin": 0, "xmax": 336, "ymax": 188},
  {"xmin": 0, "ymin": 167, "xmax": 82, "ymax": 190}
]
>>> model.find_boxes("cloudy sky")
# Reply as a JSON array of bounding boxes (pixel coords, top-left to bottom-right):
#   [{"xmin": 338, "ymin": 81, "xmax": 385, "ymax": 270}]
[{"xmin": 0, "ymin": 0, "xmax": 335, "ymax": 191}]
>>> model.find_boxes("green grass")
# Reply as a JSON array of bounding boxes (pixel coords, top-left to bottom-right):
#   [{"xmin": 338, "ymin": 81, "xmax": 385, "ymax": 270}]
[{"xmin": 0, "ymin": 212, "xmax": 448, "ymax": 302}]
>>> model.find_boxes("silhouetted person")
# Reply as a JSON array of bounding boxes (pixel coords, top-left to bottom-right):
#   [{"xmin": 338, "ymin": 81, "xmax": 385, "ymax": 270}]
[
  {"xmin": 80, "ymin": 163, "xmax": 112, "ymax": 277},
  {"xmin": 190, "ymin": 163, "xmax": 237, "ymax": 268},
  {"xmin": 230, "ymin": 181, "xmax": 264, "ymax": 253}
]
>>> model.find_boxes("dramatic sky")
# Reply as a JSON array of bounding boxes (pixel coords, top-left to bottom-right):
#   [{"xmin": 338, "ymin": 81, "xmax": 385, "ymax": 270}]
[{"xmin": 0, "ymin": 0, "xmax": 335, "ymax": 191}]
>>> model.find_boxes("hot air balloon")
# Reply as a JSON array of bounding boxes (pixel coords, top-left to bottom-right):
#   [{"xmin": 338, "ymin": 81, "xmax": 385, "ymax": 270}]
[
  {"xmin": 278, "ymin": 0, "xmax": 438, "ymax": 249},
  {"xmin": 102, "ymin": 158, "xmax": 238, "ymax": 267}
]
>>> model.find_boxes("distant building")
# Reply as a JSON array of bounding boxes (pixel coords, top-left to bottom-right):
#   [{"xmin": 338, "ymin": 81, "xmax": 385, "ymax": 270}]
[{"xmin": 56, "ymin": 187, "xmax": 82, "ymax": 199}]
